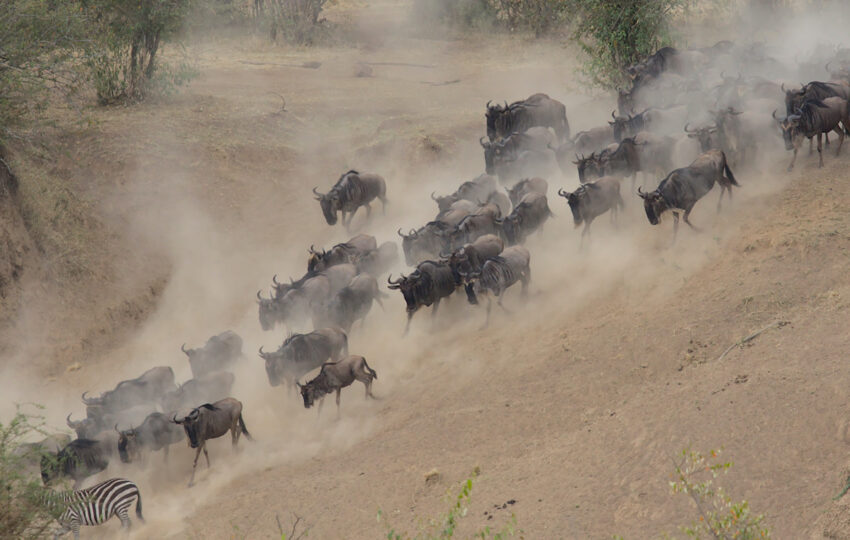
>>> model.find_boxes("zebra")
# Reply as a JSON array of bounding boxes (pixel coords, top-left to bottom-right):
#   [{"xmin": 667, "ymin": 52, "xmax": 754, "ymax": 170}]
[{"xmin": 44, "ymin": 477, "xmax": 143, "ymax": 539}]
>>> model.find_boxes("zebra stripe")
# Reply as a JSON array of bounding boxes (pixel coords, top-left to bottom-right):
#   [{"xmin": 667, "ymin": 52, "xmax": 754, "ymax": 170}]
[{"xmin": 45, "ymin": 477, "xmax": 142, "ymax": 539}]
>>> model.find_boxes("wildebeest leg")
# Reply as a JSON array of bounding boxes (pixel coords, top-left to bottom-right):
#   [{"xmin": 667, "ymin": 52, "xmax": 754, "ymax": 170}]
[
  {"xmin": 521, "ymin": 269, "xmax": 530, "ymax": 298},
  {"xmin": 163, "ymin": 445, "xmax": 169, "ymax": 464},
  {"xmin": 834, "ymin": 125, "xmax": 845, "ymax": 156},
  {"xmin": 335, "ymin": 388, "xmax": 342, "ymax": 418},
  {"xmin": 672, "ymin": 211, "xmax": 680, "ymax": 243},
  {"xmin": 480, "ymin": 296, "xmax": 493, "ymax": 330},
  {"xmin": 817, "ymin": 133, "xmax": 824, "ymax": 168},
  {"xmin": 809, "ymin": 137, "xmax": 814, "ymax": 155},
  {"xmin": 717, "ymin": 185, "xmax": 726, "ymax": 212},
  {"xmin": 364, "ymin": 203, "xmax": 372, "ymax": 218},
  {"xmin": 787, "ymin": 144, "xmax": 798, "ymax": 172},
  {"xmin": 188, "ymin": 446, "xmax": 203, "ymax": 486},
  {"xmin": 380, "ymin": 196, "xmax": 388, "ymax": 215},
  {"xmin": 683, "ymin": 207, "xmax": 700, "ymax": 231},
  {"xmin": 403, "ymin": 311, "xmax": 413, "ymax": 336}
]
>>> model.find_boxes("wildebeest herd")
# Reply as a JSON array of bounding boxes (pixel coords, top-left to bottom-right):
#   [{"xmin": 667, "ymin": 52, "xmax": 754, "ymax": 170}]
[{"xmin": 15, "ymin": 40, "xmax": 850, "ymax": 537}]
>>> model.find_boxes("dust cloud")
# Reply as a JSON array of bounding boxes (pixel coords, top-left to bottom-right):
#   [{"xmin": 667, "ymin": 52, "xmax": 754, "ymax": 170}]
[{"xmin": 3, "ymin": 0, "xmax": 850, "ymax": 537}]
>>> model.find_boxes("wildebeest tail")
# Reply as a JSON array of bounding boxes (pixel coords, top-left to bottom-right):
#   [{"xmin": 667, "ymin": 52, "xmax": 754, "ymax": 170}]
[
  {"xmin": 363, "ymin": 358, "xmax": 378, "ymax": 380},
  {"xmin": 136, "ymin": 490, "xmax": 145, "ymax": 522},
  {"xmin": 238, "ymin": 413, "xmax": 253, "ymax": 441},
  {"xmin": 722, "ymin": 153, "xmax": 740, "ymax": 186}
]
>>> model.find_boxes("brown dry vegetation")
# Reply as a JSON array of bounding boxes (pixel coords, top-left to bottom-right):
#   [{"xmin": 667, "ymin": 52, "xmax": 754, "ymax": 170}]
[{"xmin": 3, "ymin": 1, "xmax": 850, "ymax": 539}]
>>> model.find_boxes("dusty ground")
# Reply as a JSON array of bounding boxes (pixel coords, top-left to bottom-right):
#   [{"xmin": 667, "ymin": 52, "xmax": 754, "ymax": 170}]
[{"xmin": 3, "ymin": 1, "xmax": 850, "ymax": 539}]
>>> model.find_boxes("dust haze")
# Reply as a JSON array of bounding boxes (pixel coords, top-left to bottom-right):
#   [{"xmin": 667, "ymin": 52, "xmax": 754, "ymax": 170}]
[{"xmin": 3, "ymin": 0, "xmax": 850, "ymax": 537}]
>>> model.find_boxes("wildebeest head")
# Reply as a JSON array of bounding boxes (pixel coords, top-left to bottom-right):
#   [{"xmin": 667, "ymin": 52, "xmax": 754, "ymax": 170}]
[
  {"xmin": 386, "ymin": 273, "xmax": 422, "ymax": 312},
  {"xmin": 431, "ymin": 191, "xmax": 456, "ymax": 214},
  {"xmin": 608, "ymin": 110, "xmax": 630, "ymax": 142},
  {"xmin": 573, "ymin": 153, "xmax": 603, "ymax": 184},
  {"xmin": 617, "ymin": 88, "xmax": 635, "ymax": 116},
  {"xmin": 773, "ymin": 110, "xmax": 799, "ymax": 151},
  {"xmin": 498, "ymin": 215, "xmax": 522, "ymax": 244},
  {"xmin": 557, "ymin": 188, "xmax": 584, "ymax": 226},
  {"xmin": 297, "ymin": 380, "xmax": 325, "ymax": 408},
  {"xmin": 637, "ymin": 186, "xmax": 667, "ymax": 225},
  {"xmin": 66, "ymin": 413, "xmax": 99, "ymax": 440},
  {"xmin": 256, "ymin": 290, "xmax": 280, "ymax": 331},
  {"xmin": 485, "ymin": 100, "xmax": 507, "ymax": 141},
  {"xmin": 313, "ymin": 187, "xmax": 340, "ymax": 225},
  {"xmin": 398, "ymin": 228, "xmax": 418, "ymax": 266},
  {"xmin": 684, "ymin": 123, "xmax": 719, "ymax": 152},
  {"xmin": 172, "ymin": 405, "xmax": 216, "ymax": 449},
  {"xmin": 481, "ymin": 137, "xmax": 509, "ymax": 174},
  {"xmin": 116, "ymin": 425, "xmax": 138, "ymax": 464},
  {"xmin": 306, "ymin": 245, "xmax": 327, "ymax": 273},
  {"xmin": 456, "ymin": 270, "xmax": 481, "ymax": 305},
  {"xmin": 258, "ymin": 345, "xmax": 285, "ymax": 387}
]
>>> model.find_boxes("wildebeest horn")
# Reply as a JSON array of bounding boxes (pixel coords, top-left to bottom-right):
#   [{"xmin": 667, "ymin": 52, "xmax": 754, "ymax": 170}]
[
  {"xmin": 479, "ymin": 137, "xmax": 487, "ymax": 147},
  {"xmin": 431, "ymin": 191, "xmax": 438, "ymax": 201},
  {"xmin": 257, "ymin": 290, "xmax": 264, "ymax": 302},
  {"xmin": 772, "ymin": 109, "xmax": 778, "ymax": 119},
  {"xmin": 397, "ymin": 228, "xmax": 406, "ymax": 238},
  {"xmin": 309, "ymin": 244, "xmax": 316, "ymax": 254},
  {"xmin": 312, "ymin": 187, "xmax": 322, "ymax": 199},
  {"xmin": 557, "ymin": 188, "xmax": 568, "ymax": 198},
  {"xmin": 684, "ymin": 123, "xmax": 694, "ymax": 133},
  {"xmin": 66, "ymin": 413, "xmax": 76, "ymax": 428},
  {"xmin": 272, "ymin": 274, "xmax": 280, "ymax": 286},
  {"xmin": 172, "ymin": 414, "xmax": 180, "ymax": 424},
  {"xmin": 611, "ymin": 110, "xmax": 617, "ymax": 120},
  {"xmin": 258, "ymin": 346, "xmax": 266, "ymax": 357},
  {"xmin": 296, "ymin": 382, "xmax": 303, "ymax": 389},
  {"xmin": 486, "ymin": 100, "xmax": 492, "ymax": 108},
  {"xmin": 387, "ymin": 274, "xmax": 399, "ymax": 285},
  {"xmin": 181, "ymin": 343, "xmax": 189, "ymax": 355},
  {"xmin": 81, "ymin": 391, "xmax": 94, "ymax": 404},
  {"xmin": 780, "ymin": 83, "xmax": 786, "ymax": 92},
  {"xmin": 637, "ymin": 186, "xmax": 648, "ymax": 198},
  {"xmin": 114, "ymin": 423, "xmax": 121, "ymax": 434}
]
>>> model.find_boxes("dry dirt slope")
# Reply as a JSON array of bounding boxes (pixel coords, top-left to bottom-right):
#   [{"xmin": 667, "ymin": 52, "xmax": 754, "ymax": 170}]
[{"xmin": 180, "ymin": 156, "xmax": 850, "ymax": 539}]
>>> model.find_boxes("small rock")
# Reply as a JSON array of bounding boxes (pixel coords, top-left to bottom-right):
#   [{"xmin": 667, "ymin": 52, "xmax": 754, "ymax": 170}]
[
  {"xmin": 424, "ymin": 469, "xmax": 440, "ymax": 486},
  {"xmin": 66, "ymin": 362, "xmax": 82, "ymax": 372}
]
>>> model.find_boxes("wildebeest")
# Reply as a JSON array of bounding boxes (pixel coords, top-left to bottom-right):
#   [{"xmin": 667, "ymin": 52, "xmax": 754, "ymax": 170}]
[
  {"xmin": 498, "ymin": 192, "xmax": 553, "ymax": 245},
  {"xmin": 557, "ymin": 177, "xmax": 624, "ymax": 247},
  {"xmin": 573, "ymin": 151, "xmax": 608, "ymax": 184},
  {"xmin": 81, "ymin": 366, "xmax": 176, "ymax": 429},
  {"xmin": 439, "ymin": 204, "xmax": 502, "ymax": 250},
  {"xmin": 399, "ymin": 221, "xmax": 453, "ymax": 266},
  {"xmin": 13, "ymin": 433, "xmax": 72, "ymax": 474},
  {"xmin": 257, "ymin": 273, "xmax": 331, "ymax": 332},
  {"xmin": 594, "ymin": 133, "xmax": 675, "ymax": 188},
  {"xmin": 506, "ymin": 177, "xmax": 548, "ymax": 206},
  {"xmin": 709, "ymin": 107, "xmax": 779, "ymax": 166},
  {"xmin": 774, "ymin": 97, "xmax": 849, "ymax": 170},
  {"xmin": 784, "ymin": 81, "xmax": 850, "ymax": 116},
  {"xmin": 638, "ymin": 149, "xmax": 739, "ymax": 240},
  {"xmin": 307, "ymin": 234, "xmax": 377, "ymax": 273},
  {"xmin": 481, "ymin": 127, "xmax": 556, "ymax": 174},
  {"xmin": 352, "ymin": 241, "xmax": 399, "ymax": 277},
  {"xmin": 259, "ymin": 327, "xmax": 349, "ymax": 391},
  {"xmin": 298, "ymin": 355, "xmax": 377, "ymax": 414},
  {"xmin": 66, "ymin": 405, "xmax": 155, "ymax": 441},
  {"xmin": 486, "ymin": 93, "xmax": 570, "ymax": 142},
  {"xmin": 609, "ymin": 106, "xmax": 689, "ymax": 141},
  {"xmin": 313, "ymin": 170, "xmax": 388, "ymax": 227},
  {"xmin": 460, "ymin": 245, "xmax": 531, "ymax": 327},
  {"xmin": 387, "ymin": 259, "xmax": 456, "ymax": 335},
  {"xmin": 41, "ymin": 437, "xmax": 114, "ymax": 489},
  {"xmin": 316, "ymin": 274, "xmax": 387, "ymax": 332},
  {"xmin": 626, "ymin": 46, "xmax": 680, "ymax": 87},
  {"xmin": 160, "ymin": 371, "xmax": 236, "ymax": 415},
  {"xmin": 684, "ymin": 123, "xmax": 720, "ymax": 152},
  {"xmin": 442, "ymin": 234, "xmax": 504, "ymax": 283},
  {"xmin": 435, "ymin": 199, "xmax": 477, "ymax": 227},
  {"xmin": 181, "ymin": 330, "xmax": 242, "ymax": 379},
  {"xmin": 431, "ymin": 174, "xmax": 499, "ymax": 214},
  {"xmin": 172, "ymin": 397, "xmax": 252, "ymax": 486},
  {"xmin": 116, "ymin": 412, "xmax": 185, "ymax": 464}
]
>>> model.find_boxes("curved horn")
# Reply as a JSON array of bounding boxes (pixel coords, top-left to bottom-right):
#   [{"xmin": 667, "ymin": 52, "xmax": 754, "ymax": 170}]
[
  {"xmin": 684, "ymin": 123, "xmax": 694, "ymax": 133},
  {"xmin": 387, "ymin": 274, "xmax": 401, "ymax": 285},
  {"xmin": 479, "ymin": 136, "xmax": 487, "ymax": 147},
  {"xmin": 312, "ymin": 186, "xmax": 322, "ymax": 199},
  {"xmin": 172, "ymin": 414, "xmax": 180, "ymax": 424},
  {"xmin": 611, "ymin": 110, "xmax": 617, "ymax": 120},
  {"xmin": 272, "ymin": 274, "xmax": 280, "ymax": 286},
  {"xmin": 66, "ymin": 413, "xmax": 75, "ymax": 428},
  {"xmin": 114, "ymin": 423, "xmax": 121, "ymax": 434},
  {"xmin": 557, "ymin": 188, "xmax": 568, "ymax": 197},
  {"xmin": 81, "ymin": 391, "xmax": 94, "ymax": 404},
  {"xmin": 257, "ymin": 289, "xmax": 264, "ymax": 301},
  {"xmin": 296, "ymin": 382, "xmax": 303, "ymax": 389},
  {"xmin": 772, "ymin": 109, "xmax": 778, "ymax": 119},
  {"xmin": 431, "ymin": 191, "xmax": 438, "ymax": 201},
  {"xmin": 397, "ymin": 227, "xmax": 405, "ymax": 238},
  {"xmin": 181, "ymin": 343, "xmax": 189, "ymax": 355},
  {"xmin": 781, "ymin": 83, "xmax": 786, "ymax": 92},
  {"xmin": 637, "ymin": 186, "xmax": 649, "ymax": 198},
  {"xmin": 486, "ymin": 100, "xmax": 492, "ymax": 109},
  {"xmin": 258, "ymin": 345, "xmax": 266, "ymax": 356}
]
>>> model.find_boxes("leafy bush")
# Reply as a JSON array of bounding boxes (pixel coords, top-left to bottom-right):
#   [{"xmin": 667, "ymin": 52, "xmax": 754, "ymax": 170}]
[
  {"xmin": 82, "ymin": 0, "xmax": 196, "ymax": 104},
  {"xmin": 0, "ymin": 407, "xmax": 57, "ymax": 539},
  {"xmin": 570, "ymin": 0, "xmax": 686, "ymax": 89},
  {"xmin": 410, "ymin": 0, "xmax": 500, "ymax": 31},
  {"xmin": 0, "ymin": 0, "xmax": 89, "ymax": 142},
  {"xmin": 669, "ymin": 448, "xmax": 771, "ymax": 539},
  {"xmin": 377, "ymin": 469, "xmax": 520, "ymax": 540},
  {"xmin": 256, "ymin": 0, "xmax": 331, "ymax": 44}
]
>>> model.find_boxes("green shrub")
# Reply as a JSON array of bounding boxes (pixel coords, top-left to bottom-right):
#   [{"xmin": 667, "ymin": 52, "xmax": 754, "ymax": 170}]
[
  {"xmin": 0, "ymin": 407, "xmax": 57, "ymax": 539},
  {"xmin": 377, "ymin": 469, "xmax": 520, "ymax": 540},
  {"xmin": 255, "ymin": 0, "xmax": 331, "ymax": 45}
]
